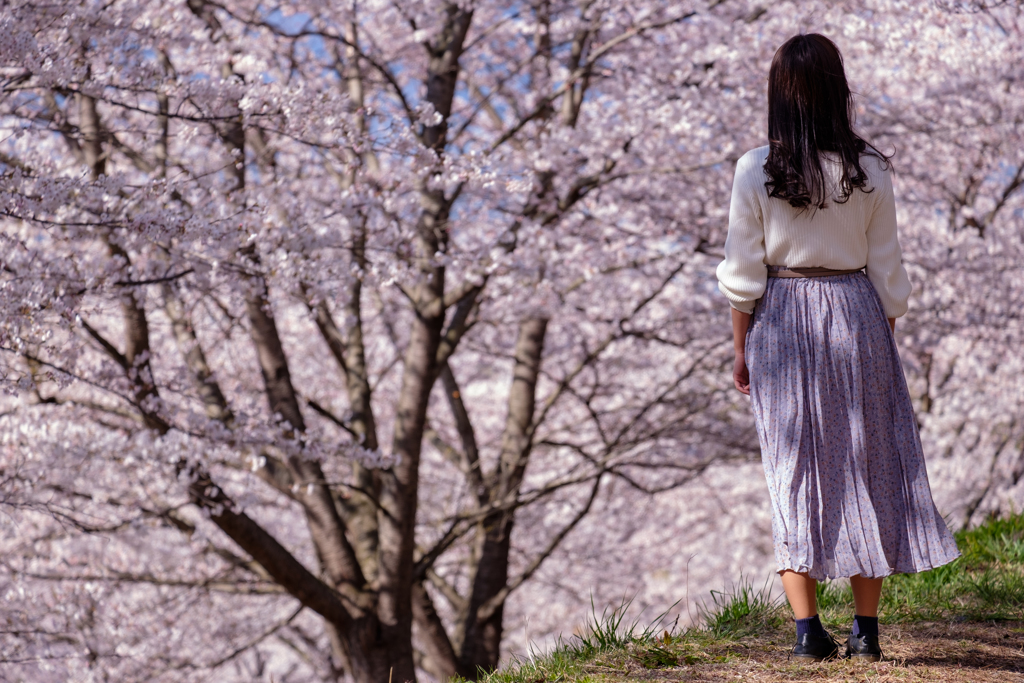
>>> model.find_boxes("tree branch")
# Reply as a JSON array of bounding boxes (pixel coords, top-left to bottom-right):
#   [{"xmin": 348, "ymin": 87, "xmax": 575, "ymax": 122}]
[
  {"xmin": 412, "ymin": 582, "xmax": 460, "ymax": 680},
  {"xmin": 185, "ymin": 465, "xmax": 354, "ymax": 628}
]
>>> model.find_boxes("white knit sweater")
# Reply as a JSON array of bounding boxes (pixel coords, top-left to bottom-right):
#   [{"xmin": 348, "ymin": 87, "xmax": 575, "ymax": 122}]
[{"xmin": 715, "ymin": 145, "xmax": 911, "ymax": 317}]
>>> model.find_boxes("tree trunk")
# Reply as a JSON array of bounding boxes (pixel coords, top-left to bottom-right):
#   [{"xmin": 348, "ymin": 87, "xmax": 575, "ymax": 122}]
[
  {"xmin": 378, "ymin": 215, "xmax": 446, "ymax": 682},
  {"xmin": 459, "ymin": 318, "xmax": 547, "ymax": 674},
  {"xmin": 374, "ymin": 6, "xmax": 474, "ymax": 680}
]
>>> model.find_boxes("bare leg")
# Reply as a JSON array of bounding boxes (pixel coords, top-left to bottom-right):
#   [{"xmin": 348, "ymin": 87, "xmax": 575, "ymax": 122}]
[
  {"xmin": 780, "ymin": 570, "xmax": 818, "ymax": 619},
  {"xmin": 850, "ymin": 575, "xmax": 884, "ymax": 617}
]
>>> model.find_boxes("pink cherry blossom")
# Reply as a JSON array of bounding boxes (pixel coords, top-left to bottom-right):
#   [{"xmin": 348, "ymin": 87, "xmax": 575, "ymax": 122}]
[{"xmin": 0, "ymin": 1, "xmax": 1021, "ymax": 681}]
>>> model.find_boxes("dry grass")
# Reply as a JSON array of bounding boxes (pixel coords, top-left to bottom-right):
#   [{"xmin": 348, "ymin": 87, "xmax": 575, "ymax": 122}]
[{"xmin": 582, "ymin": 621, "xmax": 1024, "ymax": 682}]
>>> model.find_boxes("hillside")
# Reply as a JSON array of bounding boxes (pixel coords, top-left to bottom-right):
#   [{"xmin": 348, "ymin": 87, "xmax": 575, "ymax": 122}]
[{"xmin": 480, "ymin": 515, "xmax": 1024, "ymax": 683}]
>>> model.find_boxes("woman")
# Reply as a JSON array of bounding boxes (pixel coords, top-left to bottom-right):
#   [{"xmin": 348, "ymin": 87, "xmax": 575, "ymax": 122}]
[{"xmin": 716, "ymin": 34, "xmax": 960, "ymax": 662}]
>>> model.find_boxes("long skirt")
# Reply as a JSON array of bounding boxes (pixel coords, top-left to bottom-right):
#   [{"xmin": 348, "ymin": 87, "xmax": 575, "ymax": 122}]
[{"xmin": 746, "ymin": 272, "xmax": 960, "ymax": 580}]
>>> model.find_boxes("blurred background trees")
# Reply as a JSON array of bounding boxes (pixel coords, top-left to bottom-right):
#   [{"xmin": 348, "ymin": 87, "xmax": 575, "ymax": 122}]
[{"xmin": 0, "ymin": 0, "xmax": 1021, "ymax": 680}]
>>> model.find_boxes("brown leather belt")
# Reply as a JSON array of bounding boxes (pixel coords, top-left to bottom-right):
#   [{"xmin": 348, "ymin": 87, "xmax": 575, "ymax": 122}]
[{"xmin": 767, "ymin": 266, "xmax": 865, "ymax": 278}]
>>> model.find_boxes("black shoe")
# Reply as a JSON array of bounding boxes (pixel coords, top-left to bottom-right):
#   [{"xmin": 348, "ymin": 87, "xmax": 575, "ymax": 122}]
[
  {"xmin": 845, "ymin": 633, "xmax": 882, "ymax": 662},
  {"xmin": 791, "ymin": 632, "xmax": 840, "ymax": 662}
]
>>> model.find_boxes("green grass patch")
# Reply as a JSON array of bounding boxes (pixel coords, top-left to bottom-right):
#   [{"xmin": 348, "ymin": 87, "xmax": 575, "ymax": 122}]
[
  {"xmin": 816, "ymin": 512, "xmax": 1024, "ymax": 626},
  {"xmin": 958, "ymin": 511, "xmax": 1024, "ymax": 566},
  {"xmin": 698, "ymin": 576, "xmax": 785, "ymax": 638},
  {"xmin": 471, "ymin": 598, "xmax": 675, "ymax": 683}
]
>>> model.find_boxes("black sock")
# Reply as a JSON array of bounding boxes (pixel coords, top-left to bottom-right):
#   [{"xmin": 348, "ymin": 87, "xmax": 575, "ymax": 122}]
[
  {"xmin": 852, "ymin": 614, "xmax": 878, "ymax": 638},
  {"xmin": 795, "ymin": 615, "xmax": 826, "ymax": 639}
]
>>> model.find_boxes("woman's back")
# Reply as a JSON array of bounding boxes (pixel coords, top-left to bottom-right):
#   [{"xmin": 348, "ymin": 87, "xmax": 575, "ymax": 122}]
[
  {"xmin": 714, "ymin": 32, "xmax": 959, "ymax": 665},
  {"xmin": 717, "ymin": 145, "xmax": 911, "ymax": 318}
]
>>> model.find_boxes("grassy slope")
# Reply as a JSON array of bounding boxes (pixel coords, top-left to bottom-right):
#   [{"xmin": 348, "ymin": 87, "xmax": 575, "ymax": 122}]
[{"xmin": 478, "ymin": 514, "xmax": 1024, "ymax": 683}]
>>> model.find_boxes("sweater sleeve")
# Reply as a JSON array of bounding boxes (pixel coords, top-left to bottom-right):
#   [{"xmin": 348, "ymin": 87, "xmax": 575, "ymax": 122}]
[
  {"xmin": 716, "ymin": 153, "xmax": 767, "ymax": 314},
  {"xmin": 865, "ymin": 166, "xmax": 912, "ymax": 318}
]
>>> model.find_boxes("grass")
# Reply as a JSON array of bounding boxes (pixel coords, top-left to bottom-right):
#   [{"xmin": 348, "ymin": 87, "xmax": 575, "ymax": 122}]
[
  {"xmin": 478, "ymin": 512, "xmax": 1024, "ymax": 683},
  {"xmin": 476, "ymin": 598, "xmax": 675, "ymax": 683},
  {"xmin": 699, "ymin": 576, "xmax": 784, "ymax": 637}
]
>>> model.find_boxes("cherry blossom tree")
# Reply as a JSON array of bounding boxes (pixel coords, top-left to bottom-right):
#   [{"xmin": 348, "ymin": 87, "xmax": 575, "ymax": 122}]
[{"xmin": 0, "ymin": 0, "xmax": 1021, "ymax": 682}]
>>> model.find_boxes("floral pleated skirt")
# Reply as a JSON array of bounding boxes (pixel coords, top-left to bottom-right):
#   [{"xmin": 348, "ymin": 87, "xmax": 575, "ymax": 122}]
[{"xmin": 746, "ymin": 272, "xmax": 960, "ymax": 580}]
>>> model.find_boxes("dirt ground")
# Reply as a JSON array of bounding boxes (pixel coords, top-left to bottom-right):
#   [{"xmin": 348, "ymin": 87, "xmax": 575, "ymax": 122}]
[{"xmin": 588, "ymin": 621, "xmax": 1024, "ymax": 682}]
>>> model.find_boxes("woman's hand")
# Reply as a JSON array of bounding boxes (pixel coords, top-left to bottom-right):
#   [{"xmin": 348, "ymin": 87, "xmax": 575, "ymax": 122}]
[
  {"xmin": 733, "ymin": 352, "xmax": 750, "ymax": 395},
  {"xmin": 731, "ymin": 308, "xmax": 752, "ymax": 395}
]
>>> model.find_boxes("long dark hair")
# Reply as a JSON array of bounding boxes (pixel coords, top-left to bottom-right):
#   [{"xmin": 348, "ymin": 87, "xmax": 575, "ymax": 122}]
[{"xmin": 764, "ymin": 34, "xmax": 890, "ymax": 210}]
